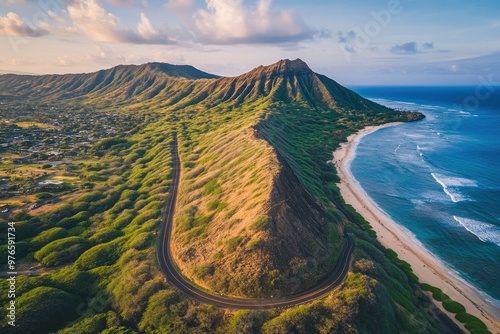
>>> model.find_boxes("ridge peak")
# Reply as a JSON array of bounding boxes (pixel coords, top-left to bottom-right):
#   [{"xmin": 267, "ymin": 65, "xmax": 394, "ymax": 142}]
[{"xmin": 248, "ymin": 58, "xmax": 313, "ymax": 78}]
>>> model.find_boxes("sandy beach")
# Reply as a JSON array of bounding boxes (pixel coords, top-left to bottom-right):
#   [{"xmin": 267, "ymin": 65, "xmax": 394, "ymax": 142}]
[{"xmin": 332, "ymin": 123, "xmax": 500, "ymax": 333}]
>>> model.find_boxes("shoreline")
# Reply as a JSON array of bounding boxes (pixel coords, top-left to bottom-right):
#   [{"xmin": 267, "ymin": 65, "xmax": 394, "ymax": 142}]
[{"xmin": 332, "ymin": 123, "xmax": 500, "ymax": 333}]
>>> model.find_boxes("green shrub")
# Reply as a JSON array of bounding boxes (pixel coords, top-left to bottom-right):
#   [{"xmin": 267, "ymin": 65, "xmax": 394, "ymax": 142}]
[
  {"xmin": 227, "ymin": 236, "xmax": 243, "ymax": 253},
  {"xmin": 455, "ymin": 312, "xmax": 488, "ymax": 332},
  {"xmin": 250, "ymin": 216, "xmax": 271, "ymax": 231},
  {"xmin": 13, "ymin": 287, "xmax": 78, "ymax": 334},
  {"xmin": 101, "ymin": 326, "xmax": 139, "ymax": 334},
  {"xmin": 193, "ymin": 263, "xmax": 215, "ymax": 279},
  {"xmin": 129, "ymin": 209, "xmax": 160, "ymax": 227},
  {"xmin": 109, "ymin": 199, "xmax": 134, "ymax": 214},
  {"xmin": 57, "ymin": 313, "xmax": 108, "ymax": 334},
  {"xmin": 112, "ymin": 209, "xmax": 135, "ymax": 229},
  {"xmin": 262, "ymin": 305, "xmax": 315, "ymax": 334},
  {"xmin": 207, "ymin": 200, "xmax": 226, "ymax": 211},
  {"xmin": 128, "ymin": 232, "xmax": 154, "ymax": 250},
  {"xmin": 48, "ymin": 267, "xmax": 96, "ymax": 296},
  {"xmin": 203, "ymin": 179, "xmax": 221, "ymax": 196},
  {"xmin": 247, "ymin": 239, "xmax": 264, "ymax": 249},
  {"xmin": 75, "ymin": 239, "xmax": 124, "ymax": 270},
  {"xmin": 227, "ymin": 310, "xmax": 268, "ymax": 333},
  {"xmin": 213, "ymin": 252, "xmax": 223, "ymax": 260},
  {"xmin": 419, "ymin": 283, "xmax": 450, "ymax": 302},
  {"xmin": 89, "ymin": 228, "xmax": 123, "ymax": 244},
  {"xmin": 57, "ymin": 211, "xmax": 89, "ymax": 228},
  {"xmin": 32, "ymin": 227, "xmax": 68, "ymax": 247},
  {"xmin": 34, "ymin": 236, "xmax": 90, "ymax": 266},
  {"xmin": 95, "ymin": 138, "xmax": 129, "ymax": 150},
  {"xmin": 35, "ymin": 192, "xmax": 53, "ymax": 200},
  {"xmin": 138, "ymin": 290, "xmax": 181, "ymax": 332},
  {"xmin": 442, "ymin": 299, "xmax": 466, "ymax": 313}
]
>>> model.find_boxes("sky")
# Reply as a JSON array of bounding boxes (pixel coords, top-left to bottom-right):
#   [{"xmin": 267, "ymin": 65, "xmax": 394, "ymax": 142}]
[{"xmin": 0, "ymin": 0, "xmax": 499, "ymax": 85}]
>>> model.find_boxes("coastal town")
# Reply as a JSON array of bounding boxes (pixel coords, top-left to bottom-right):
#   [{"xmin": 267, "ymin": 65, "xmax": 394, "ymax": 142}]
[{"xmin": 0, "ymin": 101, "xmax": 151, "ymax": 216}]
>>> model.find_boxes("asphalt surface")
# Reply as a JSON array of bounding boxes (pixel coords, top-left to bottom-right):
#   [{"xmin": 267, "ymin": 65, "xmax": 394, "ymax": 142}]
[{"xmin": 156, "ymin": 133, "xmax": 354, "ymax": 310}]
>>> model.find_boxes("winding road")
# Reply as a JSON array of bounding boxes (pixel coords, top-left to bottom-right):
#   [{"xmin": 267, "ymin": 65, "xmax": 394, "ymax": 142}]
[{"xmin": 156, "ymin": 133, "xmax": 354, "ymax": 310}]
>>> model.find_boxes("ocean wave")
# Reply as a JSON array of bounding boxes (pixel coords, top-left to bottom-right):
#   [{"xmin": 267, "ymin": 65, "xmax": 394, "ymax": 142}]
[
  {"xmin": 404, "ymin": 133, "xmax": 427, "ymax": 139},
  {"xmin": 420, "ymin": 190, "xmax": 450, "ymax": 203},
  {"xmin": 418, "ymin": 104, "xmax": 440, "ymax": 110},
  {"xmin": 397, "ymin": 101, "xmax": 418, "ymax": 106},
  {"xmin": 432, "ymin": 174, "xmax": 477, "ymax": 187},
  {"xmin": 374, "ymin": 99, "xmax": 418, "ymax": 107},
  {"xmin": 453, "ymin": 216, "xmax": 500, "ymax": 247},
  {"xmin": 397, "ymin": 153, "xmax": 425, "ymax": 168},
  {"xmin": 394, "ymin": 143, "xmax": 402, "ymax": 155},
  {"xmin": 416, "ymin": 144, "xmax": 424, "ymax": 157},
  {"xmin": 431, "ymin": 173, "xmax": 477, "ymax": 202}
]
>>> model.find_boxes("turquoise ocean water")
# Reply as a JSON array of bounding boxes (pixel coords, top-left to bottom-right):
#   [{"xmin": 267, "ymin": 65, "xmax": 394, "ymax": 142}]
[{"xmin": 350, "ymin": 86, "xmax": 500, "ymax": 307}]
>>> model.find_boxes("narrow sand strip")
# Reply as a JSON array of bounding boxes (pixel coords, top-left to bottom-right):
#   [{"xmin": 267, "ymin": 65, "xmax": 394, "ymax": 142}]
[{"xmin": 332, "ymin": 123, "xmax": 500, "ymax": 333}]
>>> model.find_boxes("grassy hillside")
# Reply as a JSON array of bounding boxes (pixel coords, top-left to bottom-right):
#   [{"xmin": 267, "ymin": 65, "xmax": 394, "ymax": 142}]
[{"xmin": 0, "ymin": 59, "xmax": 459, "ymax": 334}]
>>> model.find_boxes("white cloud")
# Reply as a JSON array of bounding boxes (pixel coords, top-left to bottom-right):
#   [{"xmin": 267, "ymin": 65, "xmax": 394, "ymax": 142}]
[
  {"xmin": 0, "ymin": 0, "xmax": 26, "ymax": 5},
  {"xmin": 106, "ymin": 0, "xmax": 147, "ymax": 7},
  {"xmin": 38, "ymin": 20, "xmax": 79, "ymax": 37},
  {"xmin": 57, "ymin": 55, "xmax": 75, "ymax": 66},
  {"xmin": 67, "ymin": 0, "xmax": 175, "ymax": 44},
  {"xmin": 67, "ymin": 0, "xmax": 122, "ymax": 42},
  {"xmin": 137, "ymin": 12, "xmax": 159, "ymax": 39},
  {"xmin": 0, "ymin": 12, "xmax": 49, "ymax": 37},
  {"xmin": 48, "ymin": 10, "xmax": 67, "ymax": 24},
  {"xmin": 193, "ymin": 0, "xmax": 315, "ymax": 44},
  {"xmin": 166, "ymin": 0, "xmax": 194, "ymax": 10}
]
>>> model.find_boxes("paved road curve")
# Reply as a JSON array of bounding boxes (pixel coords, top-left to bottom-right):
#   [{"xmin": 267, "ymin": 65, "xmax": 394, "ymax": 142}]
[{"xmin": 156, "ymin": 133, "xmax": 354, "ymax": 310}]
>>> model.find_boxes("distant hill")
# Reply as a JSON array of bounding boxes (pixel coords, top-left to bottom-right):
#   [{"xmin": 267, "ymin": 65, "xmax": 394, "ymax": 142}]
[{"xmin": 0, "ymin": 62, "xmax": 217, "ymax": 103}]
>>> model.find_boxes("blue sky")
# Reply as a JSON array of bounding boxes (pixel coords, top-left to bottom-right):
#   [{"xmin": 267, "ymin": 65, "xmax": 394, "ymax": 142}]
[{"xmin": 0, "ymin": 0, "xmax": 499, "ymax": 85}]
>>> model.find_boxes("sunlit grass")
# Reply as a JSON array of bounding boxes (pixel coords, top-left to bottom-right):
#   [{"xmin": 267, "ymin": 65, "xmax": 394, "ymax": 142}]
[{"xmin": 14, "ymin": 121, "xmax": 56, "ymax": 129}]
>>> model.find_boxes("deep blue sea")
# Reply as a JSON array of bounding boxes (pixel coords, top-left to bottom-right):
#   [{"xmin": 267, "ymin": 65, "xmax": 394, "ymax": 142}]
[{"xmin": 350, "ymin": 86, "xmax": 500, "ymax": 307}]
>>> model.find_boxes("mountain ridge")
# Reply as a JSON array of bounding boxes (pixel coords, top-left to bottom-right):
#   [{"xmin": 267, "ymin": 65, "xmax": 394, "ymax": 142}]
[{"xmin": 0, "ymin": 59, "xmax": 397, "ymax": 113}]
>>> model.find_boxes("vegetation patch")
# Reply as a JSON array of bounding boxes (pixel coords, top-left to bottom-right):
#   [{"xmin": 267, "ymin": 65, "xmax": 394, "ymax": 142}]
[
  {"xmin": 193, "ymin": 263, "xmax": 215, "ymax": 279},
  {"xmin": 226, "ymin": 236, "xmax": 244, "ymax": 253},
  {"xmin": 420, "ymin": 283, "xmax": 489, "ymax": 332}
]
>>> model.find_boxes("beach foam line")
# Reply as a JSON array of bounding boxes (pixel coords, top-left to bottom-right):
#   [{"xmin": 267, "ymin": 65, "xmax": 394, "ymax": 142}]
[
  {"xmin": 431, "ymin": 173, "xmax": 462, "ymax": 202},
  {"xmin": 453, "ymin": 216, "xmax": 500, "ymax": 247},
  {"xmin": 420, "ymin": 104, "xmax": 441, "ymax": 109},
  {"xmin": 431, "ymin": 173, "xmax": 477, "ymax": 203}
]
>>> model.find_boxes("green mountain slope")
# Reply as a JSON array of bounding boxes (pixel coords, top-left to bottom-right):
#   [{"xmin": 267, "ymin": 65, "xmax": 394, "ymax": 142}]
[
  {"xmin": 0, "ymin": 60, "xmax": 461, "ymax": 334},
  {"xmin": 0, "ymin": 62, "xmax": 218, "ymax": 105}
]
